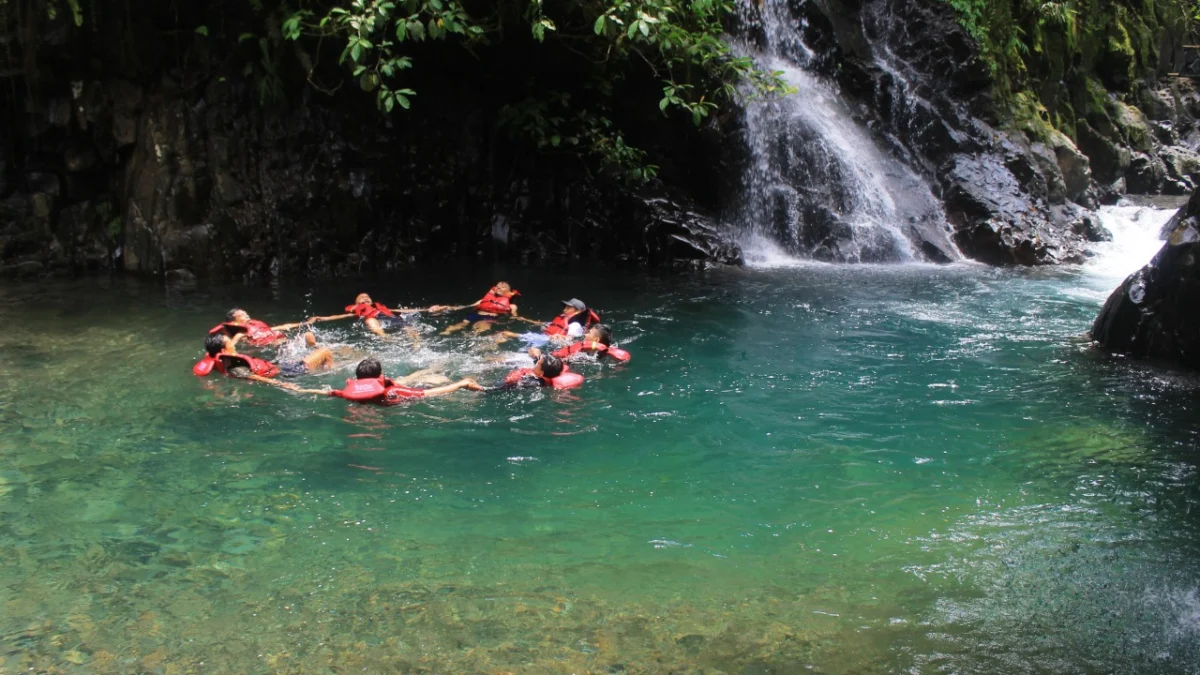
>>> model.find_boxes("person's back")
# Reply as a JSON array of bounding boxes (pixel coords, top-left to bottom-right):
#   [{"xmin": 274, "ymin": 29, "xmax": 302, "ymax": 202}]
[{"xmin": 330, "ymin": 357, "xmax": 483, "ymax": 404}]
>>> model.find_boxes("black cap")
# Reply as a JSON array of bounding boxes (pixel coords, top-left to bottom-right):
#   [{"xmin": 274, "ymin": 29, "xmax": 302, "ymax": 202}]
[{"xmin": 562, "ymin": 298, "xmax": 586, "ymax": 311}]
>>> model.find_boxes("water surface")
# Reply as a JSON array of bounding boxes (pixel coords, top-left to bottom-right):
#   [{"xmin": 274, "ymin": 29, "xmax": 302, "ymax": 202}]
[{"xmin": 1, "ymin": 205, "xmax": 1198, "ymax": 673}]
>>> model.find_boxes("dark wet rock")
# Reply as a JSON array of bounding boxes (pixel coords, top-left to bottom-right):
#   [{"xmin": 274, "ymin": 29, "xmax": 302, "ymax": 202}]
[
  {"xmin": 1061, "ymin": 204, "xmax": 1112, "ymax": 243},
  {"xmin": 1093, "ymin": 187, "xmax": 1200, "ymax": 368},
  {"xmin": 941, "ymin": 154, "xmax": 1084, "ymax": 265},
  {"xmin": 635, "ymin": 193, "xmax": 742, "ymax": 267},
  {"xmin": 1049, "ymin": 131, "xmax": 1095, "ymax": 204},
  {"xmin": 1076, "ymin": 123, "xmax": 1131, "ymax": 185},
  {"xmin": 1126, "ymin": 152, "xmax": 1168, "ymax": 194}
]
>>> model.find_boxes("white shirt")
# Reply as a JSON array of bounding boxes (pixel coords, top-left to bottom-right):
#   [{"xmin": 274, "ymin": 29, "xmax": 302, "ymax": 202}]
[{"xmin": 567, "ymin": 322, "xmax": 586, "ymax": 338}]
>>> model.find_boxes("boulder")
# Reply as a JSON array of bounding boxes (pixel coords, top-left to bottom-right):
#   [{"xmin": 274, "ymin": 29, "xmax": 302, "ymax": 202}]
[
  {"xmin": 636, "ymin": 193, "xmax": 742, "ymax": 267},
  {"xmin": 941, "ymin": 154, "xmax": 1085, "ymax": 265},
  {"xmin": 1092, "ymin": 191, "xmax": 1200, "ymax": 368},
  {"xmin": 1048, "ymin": 130, "xmax": 1094, "ymax": 203},
  {"xmin": 1125, "ymin": 152, "xmax": 1167, "ymax": 194}
]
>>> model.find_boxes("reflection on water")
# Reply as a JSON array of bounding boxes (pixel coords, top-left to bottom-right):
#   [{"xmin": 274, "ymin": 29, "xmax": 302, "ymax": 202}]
[{"xmin": 1, "ymin": 210, "xmax": 1199, "ymax": 673}]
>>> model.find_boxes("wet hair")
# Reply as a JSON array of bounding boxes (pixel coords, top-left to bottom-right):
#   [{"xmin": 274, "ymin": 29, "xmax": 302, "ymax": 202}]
[
  {"xmin": 590, "ymin": 324, "xmax": 613, "ymax": 346},
  {"xmin": 226, "ymin": 308, "xmax": 244, "ymax": 322},
  {"xmin": 355, "ymin": 293, "xmax": 372, "ymax": 304},
  {"xmin": 356, "ymin": 357, "xmax": 383, "ymax": 379},
  {"xmin": 204, "ymin": 333, "xmax": 228, "ymax": 357},
  {"xmin": 539, "ymin": 354, "xmax": 564, "ymax": 379}
]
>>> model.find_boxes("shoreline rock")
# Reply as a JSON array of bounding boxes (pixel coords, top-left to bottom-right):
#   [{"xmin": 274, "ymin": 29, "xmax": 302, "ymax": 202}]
[{"xmin": 1092, "ymin": 187, "xmax": 1200, "ymax": 369}]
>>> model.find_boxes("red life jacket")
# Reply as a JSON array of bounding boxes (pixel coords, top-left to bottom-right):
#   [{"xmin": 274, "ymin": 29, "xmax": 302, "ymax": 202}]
[
  {"xmin": 477, "ymin": 288, "xmax": 520, "ymax": 315},
  {"xmin": 544, "ymin": 309, "xmax": 601, "ymax": 336},
  {"xmin": 345, "ymin": 302, "xmax": 396, "ymax": 320},
  {"xmin": 551, "ymin": 341, "xmax": 631, "ymax": 363},
  {"xmin": 208, "ymin": 319, "xmax": 285, "ymax": 347},
  {"xmin": 330, "ymin": 376, "xmax": 425, "ymax": 405},
  {"xmin": 503, "ymin": 366, "xmax": 585, "ymax": 390},
  {"xmin": 193, "ymin": 353, "xmax": 280, "ymax": 378}
]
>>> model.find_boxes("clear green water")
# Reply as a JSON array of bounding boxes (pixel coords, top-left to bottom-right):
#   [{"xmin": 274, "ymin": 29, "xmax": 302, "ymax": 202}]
[{"xmin": 2, "ymin": 217, "xmax": 1200, "ymax": 673}]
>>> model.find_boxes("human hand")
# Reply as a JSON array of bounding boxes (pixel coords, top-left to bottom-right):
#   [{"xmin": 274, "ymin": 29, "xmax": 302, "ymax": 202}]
[{"xmin": 528, "ymin": 347, "xmax": 542, "ymax": 359}]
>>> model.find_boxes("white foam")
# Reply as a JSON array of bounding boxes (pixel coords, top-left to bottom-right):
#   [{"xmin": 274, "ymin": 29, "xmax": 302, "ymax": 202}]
[{"xmin": 1084, "ymin": 204, "xmax": 1174, "ymax": 284}]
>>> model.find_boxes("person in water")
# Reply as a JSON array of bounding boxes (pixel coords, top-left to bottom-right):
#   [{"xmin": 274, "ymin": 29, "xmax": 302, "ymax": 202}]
[
  {"xmin": 329, "ymin": 357, "xmax": 484, "ymax": 405},
  {"xmin": 305, "ymin": 293, "xmax": 423, "ymax": 341},
  {"xmin": 529, "ymin": 323, "xmax": 630, "ymax": 363},
  {"xmin": 495, "ymin": 298, "xmax": 600, "ymax": 345},
  {"xmin": 210, "ymin": 308, "xmax": 315, "ymax": 348},
  {"xmin": 439, "ymin": 281, "xmax": 522, "ymax": 335},
  {"xmin": 501, "ymin": 354, "xmax": 584, "ymax": 389},
  {"xmin": 194, "ymin": 333, "xmax": 335, "ymax": 387}
]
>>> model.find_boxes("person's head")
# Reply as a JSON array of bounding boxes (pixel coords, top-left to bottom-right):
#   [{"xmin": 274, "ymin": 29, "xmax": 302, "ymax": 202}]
[
  {"xmin": 355, "ymin": 357, "xmax": 383, "ymax": 379},
  {"xmin": 535, "ymin": 354, "xmax": 564, "ymax": 379},
  {"xmin": 561, "ymin": 298, "xmax": 586, "ymax": 317},
  {"xmin": 226, "ymin": 308, "xmax": 250, "ymax": 324},
  {"xmin": 492, "ymin": 281, "xmax": 511, "ymax": 294},
  {"xmin": 354, "ymin": 293, "xmax": 372, "ymax": 305},
  {"xmin": 587, "ymin": 324, "xmax": 613, "ymax": 346},
  {"xmin": 204, "ymin": 333, "xmax": 230, "ymax": 357}
]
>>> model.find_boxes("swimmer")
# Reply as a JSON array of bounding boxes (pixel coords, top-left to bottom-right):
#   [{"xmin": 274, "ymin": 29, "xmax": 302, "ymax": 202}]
[
  {"xmin": 194, "ymin": 333, "xmax": 334, "ymax": 390},
  {"xmin": 500, "ymin": 354, "xmax": 584, "ymax": 389},
  {"xmin": 529, "ymin": 324, "xmax": 630, "ymax": 363},
  {"xmin": 329, "ymin": 357, "xmax": 485, "ymax": 405},
  {"xmin": 209, "ymin": 308, "xmax": 315, "ymax": 348},
  {"xmin": 306, "ymin": 293, "xmax": 423, "ymax": 343},
  {"xmin": 496, "ymin": 298, "xmax": 600, "ymax": 345},
  {"xmin": 438, "ymin": 281, "xmax": 521, "ymax": 335}
]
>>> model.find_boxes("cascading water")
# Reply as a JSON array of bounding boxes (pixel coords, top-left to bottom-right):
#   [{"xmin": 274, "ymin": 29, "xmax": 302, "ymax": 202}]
[{"xmin": 737, "ymin": 0, "xmax": 960, "ymax": 265}]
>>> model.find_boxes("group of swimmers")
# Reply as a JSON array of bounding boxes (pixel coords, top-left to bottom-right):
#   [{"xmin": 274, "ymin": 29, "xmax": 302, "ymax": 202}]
[{"xmin": 192, "ymin": 282, "xmax": 630, "ymax": 405}]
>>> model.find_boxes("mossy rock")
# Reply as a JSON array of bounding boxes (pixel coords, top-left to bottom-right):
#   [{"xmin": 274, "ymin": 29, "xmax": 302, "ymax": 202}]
[
  {"xmin": 1099, "ymin": 17, "xmax": 1136, "ymax": 91},
  {"xmin": 1113, "ymin": 100, "xmax": 1155, "ymax": 152}
]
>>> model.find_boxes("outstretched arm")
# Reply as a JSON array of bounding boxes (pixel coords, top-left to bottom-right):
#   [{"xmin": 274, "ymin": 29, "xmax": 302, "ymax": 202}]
[
  {"xmin": 247, "ymin": 375, "xmax": 300, "ymax": 391},
  {"xmin": 421, "ymin": 378, "xmax": 486, "ymax": 397},
  {"xmin": 271, "ymin": 321, "xmax": 307, "ymax": 331},
  {"xmin": 304, "ymin": 313, "xmax": 355, "ymax": 325},
  {"xmin": 431, "ymin": 300, "xmax": 482, "ymax": 313}
]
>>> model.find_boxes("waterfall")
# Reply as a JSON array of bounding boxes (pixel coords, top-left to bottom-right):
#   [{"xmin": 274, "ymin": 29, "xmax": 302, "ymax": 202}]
[{"xmin": 736, "ymin": 0, "xmax": 960, "ymax": 265}]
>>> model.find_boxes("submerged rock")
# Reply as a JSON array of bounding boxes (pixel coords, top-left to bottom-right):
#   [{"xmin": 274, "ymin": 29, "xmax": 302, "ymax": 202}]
[{"xmin": 1092, "ymin": 188, "xmax": 1200, "ymax": 368}]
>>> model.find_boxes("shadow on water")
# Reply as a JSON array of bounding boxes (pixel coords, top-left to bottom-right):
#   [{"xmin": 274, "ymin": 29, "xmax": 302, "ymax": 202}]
[{"xmin": 0, "ymin": 258, "xmax": 1198, "ymax": 673}]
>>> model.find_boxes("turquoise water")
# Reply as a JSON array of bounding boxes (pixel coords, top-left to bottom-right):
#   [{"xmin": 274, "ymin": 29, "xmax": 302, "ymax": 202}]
[{"xmin": 2, "ymin": 208, "xmax": 1200, "ymax": 673}]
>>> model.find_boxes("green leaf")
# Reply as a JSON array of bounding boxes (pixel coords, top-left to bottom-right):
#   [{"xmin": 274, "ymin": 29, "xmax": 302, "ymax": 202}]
[
  {"xmin": 67, "ymin": 0, "xmax": 83, "ymax": 26},
  {"xmin": 429, "ymin": 0, "xmax": 443, "ymax": 8},
  {"xmin": 353, "ymin": 65, "xmax": 367, "ymax": 76},
  {"xmin": 551, "ymin": 135, "xmax": 561, "ymax": 147},
  {"xmin": 659, "ymin": 97, "xmax": 670, "ymax": 111},
  {"xmin": 408, "ymin": 19, "xmax": 425, "ymax": 40},
  {"xmin": 238, "ymin": 32, "xmax": 256, "ymax": 42},
  {"xmin": 638, "ymin": 20, "xmax": 649, "ymax": 37},
  {"xmin": 396, "ymin": 93, "xmax": 412, "ymax": 109},
  {"xmin": 395, "ymin": 20, "xmax": 407, "ymax": 41},
  {"xmin": 593, "ymin": 15, "xmax": 606, "ymax": 35},
  {"xmin": 195, "ymin": 25, "xmax": 208, "ymax": 36}
]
